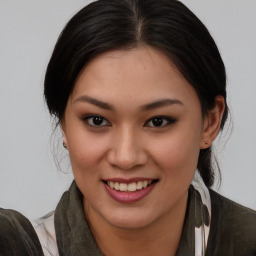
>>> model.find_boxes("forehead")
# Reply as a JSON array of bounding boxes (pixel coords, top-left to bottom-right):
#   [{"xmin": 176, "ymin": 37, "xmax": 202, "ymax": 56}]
[{"xmin": 71, "ymin": 46, "xmax": 200, "ymax": 108}]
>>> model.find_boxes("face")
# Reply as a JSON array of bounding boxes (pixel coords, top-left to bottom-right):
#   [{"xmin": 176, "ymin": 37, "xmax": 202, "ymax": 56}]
[{"xmin": 62, "ymin": 46, "xmax": 207, "ymax": 230}]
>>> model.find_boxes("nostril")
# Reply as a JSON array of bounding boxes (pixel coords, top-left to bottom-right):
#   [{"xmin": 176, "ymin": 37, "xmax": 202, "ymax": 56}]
[{"xmin": 107, "ymin": 149, "xmax": 148, "ymax": 170}]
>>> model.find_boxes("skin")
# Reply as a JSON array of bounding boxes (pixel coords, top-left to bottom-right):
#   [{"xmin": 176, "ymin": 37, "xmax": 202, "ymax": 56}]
[{"xmin": 62, "ymin": 46, "xmax": 225, "ymax": 256}]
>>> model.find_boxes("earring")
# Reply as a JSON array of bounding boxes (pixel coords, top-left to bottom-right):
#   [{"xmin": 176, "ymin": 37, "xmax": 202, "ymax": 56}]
[{"xmin": 63, "ymin": 142, "xmax": 67, "ymax": 149}]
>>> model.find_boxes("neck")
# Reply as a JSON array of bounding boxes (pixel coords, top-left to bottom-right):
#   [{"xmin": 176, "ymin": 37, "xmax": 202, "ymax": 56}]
[{"xmin": 84, "ymin": 191, "xmax": 188, "ymax": 256}]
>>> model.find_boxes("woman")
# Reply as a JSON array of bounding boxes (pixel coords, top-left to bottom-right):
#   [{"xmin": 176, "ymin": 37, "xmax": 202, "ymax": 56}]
[{"xmin": 1, "ymin": 0, "xmax": 255, "ymax": 255}]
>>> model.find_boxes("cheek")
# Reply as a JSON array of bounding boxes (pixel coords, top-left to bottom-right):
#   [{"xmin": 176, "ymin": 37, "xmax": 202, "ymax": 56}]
[
  {"xmin": 66, "ymin": 130, "xmax": 110, "ymax": 174},
  {"xmin": 149, "ymin": 129, "xmax": 201, "ymax": 175},
  {"xmin": 67, "ymin": 134, "xmax": 110, "ymax": 198}
]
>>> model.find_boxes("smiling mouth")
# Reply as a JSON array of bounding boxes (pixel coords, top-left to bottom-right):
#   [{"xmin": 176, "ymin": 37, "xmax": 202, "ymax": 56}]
[{"xmin": 103, "ymin": 180, "xmax": 158, "ymax": 192}]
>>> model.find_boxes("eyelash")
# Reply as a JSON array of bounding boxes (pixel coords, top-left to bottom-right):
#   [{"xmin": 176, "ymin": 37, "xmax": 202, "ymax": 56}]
[
  {"xmin": 145, "ymin": 116, "xmax": 177, "ymax": 128},
  {"xmin": 81, "ymin": 115, "xmax": 177, "ymax": 128},
  {"xmin": 82, "ymin": 115, "xmax": 111, "ymax": 127}
]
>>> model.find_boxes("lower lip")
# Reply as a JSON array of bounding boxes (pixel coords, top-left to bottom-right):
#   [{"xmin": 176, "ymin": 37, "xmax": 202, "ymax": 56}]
[{"xmin": 104, "ymin": 182, "xmax": 156, "ymax": 203}]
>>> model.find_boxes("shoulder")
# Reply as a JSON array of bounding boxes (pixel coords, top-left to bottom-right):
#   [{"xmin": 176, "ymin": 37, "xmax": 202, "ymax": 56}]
[
  {"xmin": 210, "ymin": 189, "xmax": 256, "ymax": 229},
  {"xmin": 207, "ymin": 190, "xmax": 256, "ymax": 255},
  {"xmin": 0, "ymin": 208, "xmax": 44, "ymax": 255}
]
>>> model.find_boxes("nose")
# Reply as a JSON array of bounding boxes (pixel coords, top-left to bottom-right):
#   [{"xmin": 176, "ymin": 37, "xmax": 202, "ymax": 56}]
[{"xmin": 107, "ymin": 127, "xmax": 148, "ymax": 170}]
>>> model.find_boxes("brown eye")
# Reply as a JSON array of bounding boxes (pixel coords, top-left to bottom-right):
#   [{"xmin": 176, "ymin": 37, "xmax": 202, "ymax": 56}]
[
  {"xmin": 82, "ymin": 115, "xmax": 110, "ymax": 127},
  {"xmin": 152, "ymin": 118, "xmax": 164, "ymax": 126},
  {"xmin": 145, "ymin": 116, "xmax": 176, "ymax": 127},
  {"xmin": 91, "ymin": 116, "xmax": 104, "ymax": 126}
]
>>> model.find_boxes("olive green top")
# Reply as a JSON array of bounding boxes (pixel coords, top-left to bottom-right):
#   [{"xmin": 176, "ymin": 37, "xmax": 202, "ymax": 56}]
[{"xmin": 1, "ymin": 182, "xmax": 256, "ymax": 255}]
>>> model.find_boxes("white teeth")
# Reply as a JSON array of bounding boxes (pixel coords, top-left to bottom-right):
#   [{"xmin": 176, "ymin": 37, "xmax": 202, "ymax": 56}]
[
  {"xmin": 119, "ymin": 183, "xmax": 128, "ymax": 191},
  {"xmin": 142, "ymin": 181, "xmax": 148, "ymax": 188},
  {"xmin": 109, "ymin": 181, "xmax": 115, "ymax": 188},
  {"xmin": 107, "ymin": 180, "xmax": 154, "ymax": 192},
  {"xmin": 137, "ymin": 181, "xmax": 143, "ymax": 190},
  {"xmin": 114, "ymin": 182, "xmax": 120, "ymax": 190},
  {"xmin": 128, "ymin": 182, "xmax": 137, "ymax": 192}
]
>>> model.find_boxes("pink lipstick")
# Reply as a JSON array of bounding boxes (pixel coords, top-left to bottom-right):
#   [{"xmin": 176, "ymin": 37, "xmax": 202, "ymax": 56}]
[{"xmin": 103, "ymin": 179, "xmax": 157, "ymax": 203}]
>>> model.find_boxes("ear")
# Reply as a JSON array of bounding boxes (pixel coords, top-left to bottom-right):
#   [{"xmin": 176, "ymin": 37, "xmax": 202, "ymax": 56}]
[
  {"xmin": 60, "ymin": 120, "xmax": 68, "ymax": 149},
  {"xmin": 200, "ymin": 96, "xmax": 225, "ymax": 149}
]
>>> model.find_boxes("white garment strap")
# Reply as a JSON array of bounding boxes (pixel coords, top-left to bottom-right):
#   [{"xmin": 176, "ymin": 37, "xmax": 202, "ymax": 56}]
[
  {"xmin": 192, "ymin": 172, "xmax": 212, "ymax": 256},
  {"xmin": 31, "ymin": 211, "xmax": 59, "ymax": 256}
]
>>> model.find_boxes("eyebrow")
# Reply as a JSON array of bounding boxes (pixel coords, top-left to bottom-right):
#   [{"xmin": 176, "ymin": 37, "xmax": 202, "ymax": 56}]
[
  {"xmin": 73, "ymin": 95, "xmax": 183, "ymax": 111},
  {"xmin": 73, "ymin": 95, "xmax": 114, "ymax": 110},
  {"xmin": 140, "ymin": 99, "xmax": 183, "ymax": 111}
]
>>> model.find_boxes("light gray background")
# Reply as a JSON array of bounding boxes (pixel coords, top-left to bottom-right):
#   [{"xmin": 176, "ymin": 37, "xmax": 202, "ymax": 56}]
[{"xmin": 0, "ymin": 0, "xmax": 255, "ymax": 220}]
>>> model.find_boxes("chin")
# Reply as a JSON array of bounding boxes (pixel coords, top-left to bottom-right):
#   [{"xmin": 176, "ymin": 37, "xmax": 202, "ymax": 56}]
[{"xmin": 104, "ymin": 208, "xmax": 157, "ymax": 230}]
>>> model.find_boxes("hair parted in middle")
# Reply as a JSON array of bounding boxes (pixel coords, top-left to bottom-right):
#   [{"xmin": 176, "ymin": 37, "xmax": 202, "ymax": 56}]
[{"xmin": 44, "ymin": 0, "xmax": 229, "ymax": 187}]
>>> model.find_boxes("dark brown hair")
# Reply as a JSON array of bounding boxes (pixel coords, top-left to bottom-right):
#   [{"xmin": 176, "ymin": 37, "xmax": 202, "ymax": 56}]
[{"xmin": 44, "ymin": 0, "xmax": 228, "ymax": 187}]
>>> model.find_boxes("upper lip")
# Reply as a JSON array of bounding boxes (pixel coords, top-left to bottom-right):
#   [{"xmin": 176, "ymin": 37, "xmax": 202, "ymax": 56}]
[{"xmin": 103, "ymin": 177, "xmax": 157, "ymax": 183}]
